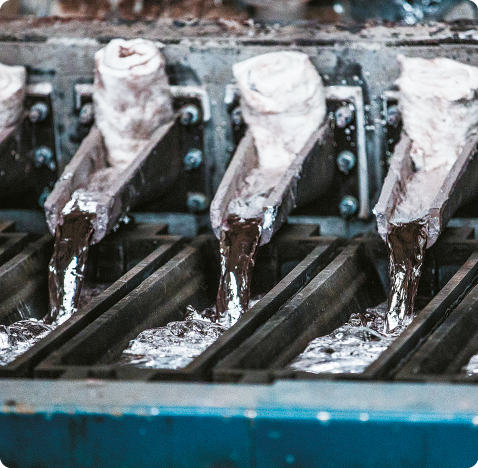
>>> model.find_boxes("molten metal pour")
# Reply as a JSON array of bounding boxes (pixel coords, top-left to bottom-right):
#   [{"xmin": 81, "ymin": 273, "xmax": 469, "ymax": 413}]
[
  {"xmin": 44, "ymin": 38, "xmax": 176, "ymax": 324},
  {"xmin": 375, "ymin": 55, "xmax": 478, "ymax": 332},
  {"xmin": 211, "ymin": 52, "xmax": 334, "ymax": 321},
  {"xmin": 386, "ymin": 222, "xmax": 427, "ymax": 332},
  {"xmin": 44, "ymin": 210, "xmax": 94, "ymax": 325},
  {"xmin": 216, "ymin": 215, "xmax": 262, "ymax": 324}
]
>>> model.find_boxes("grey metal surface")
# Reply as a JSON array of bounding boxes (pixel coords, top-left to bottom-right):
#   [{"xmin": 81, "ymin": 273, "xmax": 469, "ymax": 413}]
[
  {"xmin": 2, "ymin": 377, "xmax": 478, "ymax": 415},
  {"xmin": 1, "ymin": 20, "xmax": 478, "ymax": 215}
]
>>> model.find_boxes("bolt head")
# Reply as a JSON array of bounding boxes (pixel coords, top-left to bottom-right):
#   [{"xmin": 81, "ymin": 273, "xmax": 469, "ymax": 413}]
[
  {"xmin": 180, "ymin": 105, "xmax": 200, "ymax": 126},
  {"xmin": 386, "ymin": 106, "xmax": 402, "ymax": 127},
  {"xmin": 79, "ymin": 103, "xmax": 95, "ymax": 125},
  {"xmin": 335, "ymin": 105, "xmax": 354, "ymax": 128},
  {"xmin": 339, "ymin": 195, "xmax": 359, "ymax": 218},
  {"xmin": 337, "ymin": 150, "xmax": 357, "ymax": 174},
  {"xmin": 29, "ymin": 102, "xmax": 49, "ymax": 123},
  {"xmin": 184, "ymin": 149, "xmax": 203, "ymax": 170},
  {"xmin": 187, "ymin": 192, "xmax": 208, "ymax": 213},
  {"xmin": 34, "ymin": 146, "xmax": 53, "ymax": 168}
]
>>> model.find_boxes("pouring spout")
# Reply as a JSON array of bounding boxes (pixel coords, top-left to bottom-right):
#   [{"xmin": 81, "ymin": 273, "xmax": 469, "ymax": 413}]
[{"xmin": 210, "ymin": 117, "xmax": 335, "ymax": 247}]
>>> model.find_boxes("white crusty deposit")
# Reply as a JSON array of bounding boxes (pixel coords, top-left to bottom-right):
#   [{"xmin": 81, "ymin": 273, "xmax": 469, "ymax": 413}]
[
  {"xmin": 233, "ymin": 51, "xmax": 326, "ymax": 169},
  {"xmin": 398, "ymin": 55, "xmax": 478, "ymax": 173},
  {"xmin": 390, "ymin": 55, "xmax": 478, "ymax": 224},
  {"xmin": 0, "ymin": 63, "xmax": 26, "ymax": 131},
  {"xmin": 226, "ymin": 51, "xmax": 326, "ymax": 220},
  {"xmin": 94, "ymin": 38, "xmax": 174, "ymax": 170}
]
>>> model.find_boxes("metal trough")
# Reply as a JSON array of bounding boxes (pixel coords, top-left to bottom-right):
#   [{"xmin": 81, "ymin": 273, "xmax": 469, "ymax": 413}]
[
  {"xmin": 35, "ymin": 225, "xmax": 338, "ymax": 381},
  {"xmin": 213, "ymin": 229, "xmax": 478, "ymax": 383},
  {"xmin": 375, "ymin": 132, "xmax": 478, "ymax": 249},
  {"xmin": 0, "ymin": 224, "xmax": 181, "ymax": 377},
  {"xmin": 210, "ymin": 119, "xmax": 336, "ymax": 246},
  {"xmin": 44, "ymin": 120, "xmax": 182, "ymax": 245}
]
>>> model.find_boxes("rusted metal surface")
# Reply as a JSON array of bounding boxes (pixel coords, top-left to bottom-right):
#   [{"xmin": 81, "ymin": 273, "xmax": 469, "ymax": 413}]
[{"xmin": 0, "ymin": 18, "xmax": 476, "ymax": 43}]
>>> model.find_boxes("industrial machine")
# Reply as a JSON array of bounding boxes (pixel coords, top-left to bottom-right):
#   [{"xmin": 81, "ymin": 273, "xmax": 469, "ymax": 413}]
[{"xmin": 2, "ymin": 17, "xmax": 478, "ymax": 468}]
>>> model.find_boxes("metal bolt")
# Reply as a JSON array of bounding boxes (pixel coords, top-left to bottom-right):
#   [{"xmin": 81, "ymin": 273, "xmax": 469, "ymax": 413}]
[
  {"xmin": 386, "ymin": 106, "xmax": 402, "ymax": 127},
  {"xmin": 187, "ymin": 192, "xmax": 208, "ymax": 213},
  {"xmin": 29, "ymin": 102, "xmax": 49, "ymax": 123},
  {"xmin": 79, "ymin": 103, "xmax": 95, "ymax": 126},
  {"xmin": 184, "ymin": 148, "xmax": 203, "ymax": 171},
  {"xmin": 180, "ymin": 104, "xmax": 200, "ymax": 126},
  {"xmin": 38, "ymin": 187, "xmax": 51, "ymax": 208},
  {"xmin": 336, "ymin": 150, "xmax": 357, "ymax": 174},
  {"xmin": 231, "ymin": 107, "xmax": 244, "ymax": 127},
  {"xmin": 34, "ymin": 146, "xmax": 54, "ymax": 168},
  {"xmin": 335, "ymin": 105, "xmax": 354, "ymax": 128},
  {"xmin": 339, "ymin": 195, "xmax": 359, "ymax": 218}
]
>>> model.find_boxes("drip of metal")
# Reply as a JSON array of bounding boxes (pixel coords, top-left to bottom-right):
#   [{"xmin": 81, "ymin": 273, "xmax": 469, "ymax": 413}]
[{"xmin": 216, "ymin": 214, "xmax": 262, "ymax": 322}]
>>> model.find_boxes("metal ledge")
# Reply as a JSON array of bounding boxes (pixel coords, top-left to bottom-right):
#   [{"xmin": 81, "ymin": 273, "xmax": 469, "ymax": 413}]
[{"xmin": 1, "ymin": 379, "xmax": 478, "ymax": 467}]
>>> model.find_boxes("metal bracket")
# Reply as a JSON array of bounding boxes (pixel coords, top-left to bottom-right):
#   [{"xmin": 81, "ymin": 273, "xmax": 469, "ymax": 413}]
[
  {"xmin": 225, "ymin": 84, "xmax": 370, "ymax": 220},
  {"xmin": 26, "ymin": 82, "xmax": 53, "ymax": 98},
  {"xmin": 170, "ymin": 85, "xmax": 211, "ymax": 123},
  {"xmin": 326, "ymin": 86, "xmax": 369, "ymax": 219},
  {"xmin": 382, "ymin": 90, "xmax": 400, "ymax": 123},
  {"xmin": 74, "ymin": 84, "xmax": 211, "ymax": 122}
]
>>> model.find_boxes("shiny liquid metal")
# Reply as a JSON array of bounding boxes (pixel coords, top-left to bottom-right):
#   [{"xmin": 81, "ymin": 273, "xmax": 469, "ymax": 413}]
[
  {"xmin": 216, "ymin": 214, "xmax": 262, "ymax": 326},
  {"xmin": 386, "ymin": 221, "xmax": 427, "ymax": 333},
  {"xmin": 1, "ymin": 210, "xmax": 97, "ymax": 365},
  {"xmin": 121, "ymin": 300, "xmax": 262, "ymax": 370},
  {"xmin": 0, "ymin": 283, "xmax": 110, "ymax": 366},
  {"xmin": 463, "ymin": 354, "xmax": 478, "ymax": 376},
  {"xmin": 45, "ymin": 210, "xmax": 95, "ymax": 325},
  {"xmin": 121, "ymin": 216, "xmax": 263, "ymax": 370},
  {"xmin": 292, "ymin": 221, "xmax": 427, "ymax": 374},
  {"xmin": 0, "ymin": 319, "xmax": 54, "ymax": 366},
  {"xmin": 290, "ymin": 302, "xmax": 410, "ymax": 374}
]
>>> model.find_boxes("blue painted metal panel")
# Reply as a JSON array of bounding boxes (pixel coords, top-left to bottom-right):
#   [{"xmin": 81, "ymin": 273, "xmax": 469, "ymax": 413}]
[
  {"xmin": 255, "ymin": 412, "xmax": 478, "ymax": 468},
  {"xmin": 2, "ymin": 380, "xmax": 478, "ymax": 468},
  {"xmin": 0, "ymin": 411, "xmax": 253, "ymax": 468}
]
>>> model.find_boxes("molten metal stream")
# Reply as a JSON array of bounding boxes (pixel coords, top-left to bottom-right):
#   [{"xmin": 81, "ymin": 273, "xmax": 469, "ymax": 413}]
[
  {"xmin": 386, "ymin": 221, "xmax": 427, "ymax": 333},
  {"xmin": 216, "ymin": 214, "xmax": 262, "ymax": 326},
  {"xmin": 45, "ymin": 210, "xmax": 95, "ymax": 325}
]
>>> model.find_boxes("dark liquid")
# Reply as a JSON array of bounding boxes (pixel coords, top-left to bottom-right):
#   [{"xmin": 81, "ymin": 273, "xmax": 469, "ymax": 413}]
[
  {"xmin": 386, "ymin": 221, "xmax": 427, "ymax": 333},
  {"xmin": 44, "ymin": 210, "xmax": 95, "ymax": 325},
  {"xmin": 216, "ymin": 214, "xmax": 262, "ymax": 323}
]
